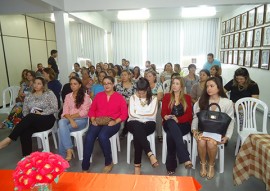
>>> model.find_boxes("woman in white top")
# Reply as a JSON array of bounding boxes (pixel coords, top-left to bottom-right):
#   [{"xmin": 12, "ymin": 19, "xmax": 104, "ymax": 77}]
[
  {"xmin": 127, "ymin": 78, "xmax": 158, "ymax": 175},
  {"xmin": 191, "ymin": 77, "xmax": 234, "ymax": 180}
]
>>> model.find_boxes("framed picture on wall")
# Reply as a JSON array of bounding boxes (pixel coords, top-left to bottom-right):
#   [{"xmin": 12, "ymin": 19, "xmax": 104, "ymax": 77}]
[
  {"xmin": 248, "ymin": 9, "xmax": 255, "ymax": 27},
  {"xmin": 229, "ymin": 34, "xmax": 234, "ymax": 48},
  {"xmin": 234, "ymin": 33, "xmax": 239, "ymax": 48},
  {"xmin": 220, "ymin": 51, "xmax": 224, "ymax": 63},
  {"xmin": 261, "ymin": 50, "xmax": 270, "ymax": 69},
  {"xmin": 235, "ymin": 15, "xmax": 241, "ymax": 31},
  {"xmin": 233, "ymin": 50, "xmax": 238, "ymax": 65},
  {"xmin": 222, "ymin": 22, "xmax": 226, "ymax": 34},
  {"xmin": 228, "ymin": 51, "xmax": 233, "ymax": 64},
  {"xmin": 240, "ymin": 31, "xmax": 246, "ymax": 48},
  {"xmin": 230, "ymin": 18, "xmax": 235, "ymax": 32},
  {"xmin": 266, "ymin": 4, "xmax": 270, "ymax": 23},
  {"xmin": 239, "ymin": 50, "xmax": 244, "ymax": 66},
  {"xmin": 221, "ymin": 37, "xmax": 225, "ymax": 49},
  {"xmin": 256, "ymin": 5, "xmax": 264, "ymax": 25},
  {"xmin": 225, "ymin": 35, "xmax": 229, "ymax": 48},
  {"xmin": 252, "ymin": 50, "xmax": 260, "ymax": 68},
  {"xmin": 245, "ymin": 50, "xmax": 252, "ymax": 67},
  {"xmin": 263, "ymin": 26, "xmax": 270, "ymax": 46},
  {"xmin": 241, "ymin": 12, "xmax": 247, "ymax": 29},
  {"xmin": 224, "ymin": 51, "xmax": 228, "ymax": 64},
  {"xmin": 254, "ymin": 28, "xmax": 262, "ymax": 47},
  {"xmin": 226, "ymin": 20, "xmax": 231, "ymax": 33},
  {"xmin": 246, "ymin": 30, "xmax": 253, "ymax": 47}
]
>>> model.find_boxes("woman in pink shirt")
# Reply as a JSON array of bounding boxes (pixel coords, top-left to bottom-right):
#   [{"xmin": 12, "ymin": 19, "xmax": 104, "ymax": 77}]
[
  {"xmin": 58, "ymin": 77, "xmax": 92, "ymax": 161},
  {"xmin": 82, "ymin": 76, "xmax": 128, "ymax": 173}
]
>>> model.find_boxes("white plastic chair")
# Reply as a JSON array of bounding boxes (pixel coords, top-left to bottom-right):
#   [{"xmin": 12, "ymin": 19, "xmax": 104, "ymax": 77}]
[
  {"xmin": 162, "ymin": 80, "xmax": 171, "ymax": 94},
  {"xmin": 32, "ymin": 122, "xmax": 58, "ymax": 152},
  {"xmin": 234, "ymin": 97, "xmax": 268, "ymax": 155},
  {"xmin": 162, "ymin": 129, "xmax": 192, "ymax": 164},
  {"xmin": 0, "ymin": 86, "xmax": 20, "ymax": 115},
  {"xmin": 70, "ymin": 118, "xmax": 89, "ymax": 160},
  {"xmin": 127, "ymin": 131, "xmax": 156, "ymax": 164},
  {"xmin": 90, "ymin": 132, "xmax": 120, "ymax": 164},
  {"xmin": 191, "ymin": 137, "xmax": 224, "ymax": 173}
]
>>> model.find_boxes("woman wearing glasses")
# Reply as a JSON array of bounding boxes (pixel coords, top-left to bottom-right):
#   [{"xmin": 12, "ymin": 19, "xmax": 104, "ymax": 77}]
[{"xmin": 82, "ymin": 76, "xmax": 128, "ymax": 173}]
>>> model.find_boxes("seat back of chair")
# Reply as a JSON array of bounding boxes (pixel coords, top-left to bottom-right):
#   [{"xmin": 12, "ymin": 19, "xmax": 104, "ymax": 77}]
[
  {"xmin": 2, "ymin": 87, "xmax": 14, "ymax": 109},
  {"xmin": 11, "ymin": 86, "xmax": 20, "ymax": 104},
  {"xmin": 163, "ymin": 80, "xmax": 171, "ymax": 94},
  {"xmin": 235, "ymin": 97, "xmax": 268, "ymax": 134}
]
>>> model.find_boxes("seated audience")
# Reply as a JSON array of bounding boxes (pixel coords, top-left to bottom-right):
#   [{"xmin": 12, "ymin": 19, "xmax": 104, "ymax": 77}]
[
  {"xmin": 81, "ymin": 68, "xmax": 94, "ymax": 95},
  {"xmin": 191, "ymin": 69, "xmax": 210, "ymax": 104},
  {"xmin": 132, "ymin": 66, "xmax": 142, "ymax": 82},
  {"xmin": 127, "ymin": 78, "xmax": 159, "ymax": 174},
  {"xmin": 0, "ymin": 77, "xmax": 58, "ymax": 156},
  {"xmin": 58, "ymin": 77, "xmax": 91, "ymax": 161},
  {"xmin": 192, "ymin": 77, "xmax": 234, "ymax": 179},
  {"xmin": 203, "ymin": 53, "xmax": 221, "ymax": 74},
  {"xmin": 91, "ymin": 71, "xmax": 107, "ymax": 99},
  {"xmin": 161, "ymin": 76, "xmax": 193, "ymax": 175},
  {"xmin": 74, "ymin": 63, "xmax": 82, "ymax": 78},
  {"xmin": 210, "ymin": 65, "xmax": 223, "ymax": 86},
  {"xmin": 163, "ymin": 73, "xmax": 181, "ymax": 94},
  {"xmin": 82, "ymin": 76, "xmax": 128, "ymax": 173},
  {"xmin": 160, "ymin": 63, "xmax": 174, "ymax": 83},
  {"xmin": 184, "ymin": 64, "xmax": 199, "ymax": 95},
  {"xmin": 36, "ymin": 63, "xmax": 43, "ymax": 77}
]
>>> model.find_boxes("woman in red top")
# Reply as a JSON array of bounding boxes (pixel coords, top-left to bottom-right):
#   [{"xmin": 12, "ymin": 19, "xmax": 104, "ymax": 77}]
[
  {"xmin": 82, "ymin": 76, "xmax": 128, "ymax": 173},
  {"xmin": 161, "ymin": 76, "xmax": 193, "ymax": 175}
]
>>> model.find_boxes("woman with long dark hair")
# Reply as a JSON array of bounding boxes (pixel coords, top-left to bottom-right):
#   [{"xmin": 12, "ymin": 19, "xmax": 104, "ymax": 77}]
[
  {"xmin": 126, "ymin": 78, "xmax": 159, "ymax": 175},
  {"xmin": 161, "ymin": 76, "xmax": 193, "ymax": 175},
  {"xmin": 58, "ymin": 77, "xmax": 92, "ymax": 161},
  {"xmin": 192, "ymin": 77, "xmax": 234, "ymax": 179}
]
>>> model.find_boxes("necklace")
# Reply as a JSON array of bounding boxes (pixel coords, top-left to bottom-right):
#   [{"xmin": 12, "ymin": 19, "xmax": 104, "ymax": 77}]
[{"xmin": 139, "ymin": 98, "xmax": 147, "ymax": 107}]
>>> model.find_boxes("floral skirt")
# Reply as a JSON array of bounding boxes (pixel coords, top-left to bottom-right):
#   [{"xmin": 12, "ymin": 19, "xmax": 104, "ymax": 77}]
[{"xmin": 2, "ymin": 102, "xmax": 23, "ymax": 129}]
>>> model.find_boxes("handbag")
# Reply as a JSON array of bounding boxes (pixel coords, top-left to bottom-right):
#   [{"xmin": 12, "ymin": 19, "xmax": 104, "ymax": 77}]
[
  {"xmin": 95, "ymin": 117, "xmax": 112, "ymax": 126},
  {"xmin": 197, "ymin": 103, "xmax": 232, "ymax": 136}
]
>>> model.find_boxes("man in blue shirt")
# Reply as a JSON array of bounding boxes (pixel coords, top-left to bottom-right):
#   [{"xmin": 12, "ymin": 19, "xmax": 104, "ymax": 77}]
[{"xmin": 203, "ymin": 53, "xmax": 222, "ymax": 74}]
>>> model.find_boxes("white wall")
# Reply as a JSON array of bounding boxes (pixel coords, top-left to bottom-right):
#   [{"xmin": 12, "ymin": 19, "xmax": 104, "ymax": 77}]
[{"xmin": 220, "ymin": 5, "xmax": 270, "ymax": 107}]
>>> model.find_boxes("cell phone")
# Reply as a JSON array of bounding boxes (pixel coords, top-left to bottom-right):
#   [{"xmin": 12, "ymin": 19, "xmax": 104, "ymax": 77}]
[{"xmin": 168, "ymin": 115, "xmax": 173, "ymax": 119}]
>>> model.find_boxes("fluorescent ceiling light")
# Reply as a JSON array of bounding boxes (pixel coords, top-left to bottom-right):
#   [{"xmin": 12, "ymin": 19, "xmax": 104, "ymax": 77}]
[
  {"xmin": 117, "ymin": 9, "xmax": 150, "ymax": 20},
  {"xmin": 50, "ymin": 14, "xmax": 75, "ymax": 22},
  {"xmin": 181, "ymin": 6, "xmax": 216, "ymax": 18}
]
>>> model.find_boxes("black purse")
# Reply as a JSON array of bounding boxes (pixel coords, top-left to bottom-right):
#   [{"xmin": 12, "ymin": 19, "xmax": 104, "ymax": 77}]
[{"xmin": 197, "ymin": 103, "xmax": 232, "ymax": 136}]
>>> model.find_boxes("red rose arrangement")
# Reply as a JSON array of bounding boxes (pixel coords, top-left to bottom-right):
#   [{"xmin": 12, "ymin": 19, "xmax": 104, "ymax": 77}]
[{"xmin": 13, "ymin": 152, "xmax": 70, "ymax": 190}]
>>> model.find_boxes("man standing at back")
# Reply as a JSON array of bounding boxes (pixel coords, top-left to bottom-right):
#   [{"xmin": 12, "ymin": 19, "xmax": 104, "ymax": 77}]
[
  {"xmin": 48, "ymin": 49, "xmax": 59, "ymax": 79},
  {"xmin": 203, "ymin": 53, "xmax": 222, "ymax": 74}
]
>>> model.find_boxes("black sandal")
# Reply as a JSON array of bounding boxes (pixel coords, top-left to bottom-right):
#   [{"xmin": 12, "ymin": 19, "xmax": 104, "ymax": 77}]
[{"xmin": 167, "ymin": 171, "xmax": 175, "ymax": 176}]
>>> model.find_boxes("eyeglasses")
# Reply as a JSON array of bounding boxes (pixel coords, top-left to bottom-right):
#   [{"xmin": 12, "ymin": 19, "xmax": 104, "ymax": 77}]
[{"xmin": 103, "ymin": 82, "xmax": 113, "ymax": 86}]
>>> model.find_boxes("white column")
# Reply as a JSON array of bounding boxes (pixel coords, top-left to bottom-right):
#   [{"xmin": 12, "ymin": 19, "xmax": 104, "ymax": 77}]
[{"xmin": 54, "ymin": 11, "xmax": 72, "ymax": 84}]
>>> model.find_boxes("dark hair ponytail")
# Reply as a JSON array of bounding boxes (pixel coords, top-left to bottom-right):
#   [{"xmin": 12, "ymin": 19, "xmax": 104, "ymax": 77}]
[{"xmin": 136, "ymin": 77, "xmax": 152, "ymax": 105}]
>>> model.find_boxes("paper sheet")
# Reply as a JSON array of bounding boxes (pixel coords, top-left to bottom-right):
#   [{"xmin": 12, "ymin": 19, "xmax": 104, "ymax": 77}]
[{"xmin": 202, "ymin": 132, "xmax": 222, "ymax": 142}]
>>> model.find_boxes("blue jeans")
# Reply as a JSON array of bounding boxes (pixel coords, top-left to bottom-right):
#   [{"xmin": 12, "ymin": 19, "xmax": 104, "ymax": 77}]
[
  {"xmin": 163, "ymin": 119, "xmax": 191, "ymax": 172},
  {"xmin": 58, "ymin": 118, "xmax": 88, "ymax": 158},
  {"xmin": 81, "ymin": 123, "xmax": 120, "ymax": 171}
]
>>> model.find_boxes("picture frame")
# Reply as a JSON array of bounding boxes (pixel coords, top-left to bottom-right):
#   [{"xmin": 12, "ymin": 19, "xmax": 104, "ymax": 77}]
[
  {"xmin": 266, "ymin": 4, "xmax": 270, "ymax": 23},
  {"xmin": 221, "ymin": 36, "xmax": 225, "ymax": 49},
  {"xmin": 241, "ymin": 12, "xmax": 247, "ymax": 29},
  {"xmin": 261, "ymin": 50, "xmax": 270, "ymax": 70},
  {"xmin": 238, "ymin": 50, "xmax": 244, "ymax": 66},
  {"xmin": 220, "ymin": 51, "xmax": 224, "ymax": 63},
  {"xmin": 222, "ymin": 22, "xmax": 226, "ymax": 35},
  {"xmin": 245, "ymin": 50, "xmax": 252, "ymax": 67},
  {"xmin": 233, "ymin": 50, "xmax": 238, "ymax": 65},
  {"xmin": 253, "ymin": 28, "xmax": 262, "ymax": 47},
  {"xmin": 228, "ymin": 50, "xmax": 233, "ymax": 64},
  {"xmin": 224, "ymin": 51, "xmax": 228, "ymax": 64},
  {"xmin": 225, "ymin": 35, "xmax": 229, "ymax": 49},
  {"xmin": 235, "ymin": 15, "xmax": 241, "ymax": 31},
  {"xmin": 263, "ymin": 26, "xmax": 270, "ymax": 46},
  {"xmin": 256, "ymin": 5, "xmax": 264, "ymax": 26},
  {"xmin": 230, "ymin": 17, "xmax": 235, "ymax": 32},
  {"xmin": 226, "ymin": 20, "xmax": 231, "ymax": 34},
  {"xmin": 240, "ymin": 31, "xmax": 246, "ymax": 48},
  {"xmin": 234, "ymin": 33, "xmax": 239, "ymax": 48},
  {"xmin": 229, "ymin": 34, "xmax": 234, "ymax": 48},
  {"xmin": 252, "ymin": 50, "xmax": 260, "ymax": 68},
  {"xmin": 246, "ymin": 30, "xmax": 253, "ymax": 47},
  {"xmin": 248, "ymin": 9, "xmax": 255, "ymax": 28}
]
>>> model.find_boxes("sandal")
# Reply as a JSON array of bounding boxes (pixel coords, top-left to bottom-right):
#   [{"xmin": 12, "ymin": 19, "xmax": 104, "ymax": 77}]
[
  {"xmin": 134, "ymin": 164, "xmax": 141, "ymax": 175},
  {"xmin": 207, "ymin": 163, "xmax": 215, "ymax": 180},
  {"xmin": 147, "ymin": 153, "xmax": 159, "ymax": 168},
  {"xmin": 184, "ymin": 161, "xmax": 193, "ymax": 169},
  {"xmin": 200, "ymin": 161, "xmax": 207, "ymax": 178},
  {"xmin": 167, "ymin": 171, "xmax": 175, "ymax": 176}
]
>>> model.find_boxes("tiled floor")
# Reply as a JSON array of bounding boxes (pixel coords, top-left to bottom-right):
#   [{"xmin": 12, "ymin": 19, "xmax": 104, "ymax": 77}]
[{"xmin": 0, "ymin": 114, "xmax": 266, "ymax": 191}]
